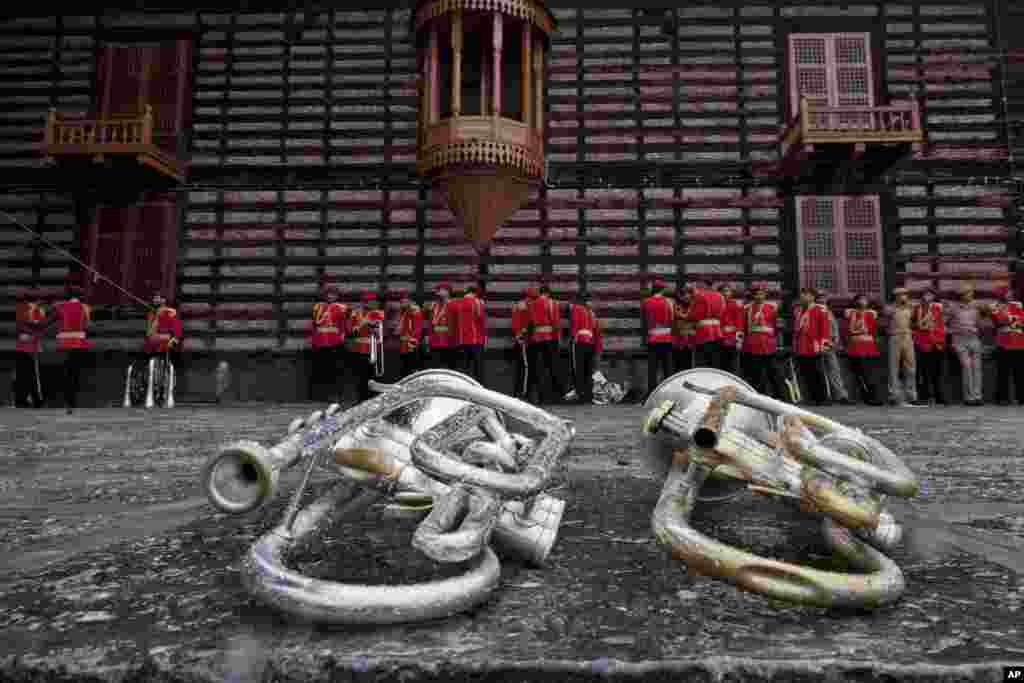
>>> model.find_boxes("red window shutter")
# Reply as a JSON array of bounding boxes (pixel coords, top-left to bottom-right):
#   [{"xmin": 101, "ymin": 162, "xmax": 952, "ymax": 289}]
[
  {"xmin": 833, "ymin": 34, "xmax": 873, "ymax": 107},
  {"xmin": 100, "ymin": 45, "xmax": 148, "ymax": 117},
  {"xmin": 796, "ymin": 196, "xmax": 841, "ymax": 296},
  {"xmin": 133, "ymin": 198, "xmax": 178, "ymax": 300},
  {"xmin": 86, "ymin": 205, "xmax": 141, "ymax": 305},
  {"xmin": 839, "ymin": 195, "xmax": 883, "ymax": 300},
  {"xmin": 144, "ymin": 40, "xmax": 192, "ymax": 153},
  {"xmin": 788, "ymin": 33, "xmax": 874, "ymax": 124},
  {"xmin": 788, "ymin": 35, "xmax": 830, "ymax": 121}
]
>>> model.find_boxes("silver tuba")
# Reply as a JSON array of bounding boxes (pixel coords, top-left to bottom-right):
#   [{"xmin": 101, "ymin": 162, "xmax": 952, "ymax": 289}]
[
  {"xmin": 641, "ymin": 368, "xmax": 918, "ymax": 609},
  {"xmin": 124, "ymin": 355, "xmax": 175, "ymax": 409},
  {"xmin": 200, "ymin": 369, "xmax": 572, "ymax": 624}
]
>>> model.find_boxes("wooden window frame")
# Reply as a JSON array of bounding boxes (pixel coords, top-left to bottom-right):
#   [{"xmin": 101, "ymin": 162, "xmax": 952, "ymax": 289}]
[{"xmin": 795, "ymin": 194, "xmax": 884, "ymax": 301}]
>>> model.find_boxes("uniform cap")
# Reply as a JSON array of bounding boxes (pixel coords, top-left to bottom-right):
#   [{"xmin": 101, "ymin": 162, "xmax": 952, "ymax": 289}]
[
  {"xmin": 395, "ymin": 289, "xmax": 409, "ymax": 299},
  {"xmin": 958, "ymin": 282, "xmax": 975, "ymax": 295},
  {"xmin": 526, "ymin": 287, "xmax": 539, "ymax": 298},
  {"xmin": 893, "ymin": 287, "xmax": 910, "ymax": 296},
  {"xmin": 435, "ymin": 281, "xmax": 450, "ymax": 292},
  {"xmin": 994, "ymin": 285, "xmax": 1010, "ymax": 298},
  {"xmin": 750, "ymin": 281, "xmax": 767, "ymax": 293},
  {"xmin": 362, "ymin": 291, "xmax": 377, "ymax": 303},
  {"xmin": 651, "ymin": 279, "xmax": 666, "ymax": 290}
]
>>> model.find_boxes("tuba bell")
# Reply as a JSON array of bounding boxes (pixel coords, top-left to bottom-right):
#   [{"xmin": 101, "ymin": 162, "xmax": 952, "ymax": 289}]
[
  {"xmin": 640, "ymin": 368, "xmax": 918, "ymax": 609},
  {"xmin": 200, "ymin": 369, "xmax": 572, "ymax": 624}
]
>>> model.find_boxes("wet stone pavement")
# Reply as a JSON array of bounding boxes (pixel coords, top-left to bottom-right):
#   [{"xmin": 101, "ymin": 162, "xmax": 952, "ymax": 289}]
[{"xmin": 0, "ymin": 403, "xmax": 1022, "ymax": 682}]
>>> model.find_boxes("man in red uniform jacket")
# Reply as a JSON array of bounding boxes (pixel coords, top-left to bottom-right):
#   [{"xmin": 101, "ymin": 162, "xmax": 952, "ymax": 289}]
[
  {"xmin": 792, "ymin": 286, "xmax": 831, "ymax": 405},
  {"xmin": 846, "ymin": 293, "xmax": 884, "ymax": 405},
  {"xmin": 991, "ymin": 285, "xmax": 1024, "ymax": 405},
  {"xmin": 426, "ymin": 282, "xmax": 458, "ymax": 370},
  {"xmin": 641, "ymin": 279, "xmax": 674, "ymax": 400},
  {"xmin": 686, "ymin": 280, "xmax": 726, "ymax": 370},
  {"xmin": 349, "ymin": 291, "xmax": 385, "ymax": 401},
  {"xmin": 310, "ymin": 282, "xmax": 349, "ymax": 402},
  {"xmin": 911, "ymin": 287, "xmax": 947, "ymax": 405},
  {"xmin": 740, "ymin": 282, "xmax": 786, "ymax": 399},
  {"xmin": 456, "ymin": 283, "xmax": 488, "ymax": 384},
  {"xmin": 142, "ymin": 291, "xmax": 184, "ymax": 407},
  {"xmin": 719, "ymin": 283, "xmax": 745, "ymax": 374},
  {"xmin": 671, "ymin": 289, "xmax": 694, "ymax": 374},
  {"xmin": 526, "ymin": 285, "xmax": 560, "ymax": 405},
  {"xmin": 51, "ymin": 278, "xmax": 93, "ymax": 413},
  {"xmin": 14, "ymin": 289, "xmax": 46, "ymax": 408},
  {"xmin": 397, "ymin": 290, "xmax": 423, "ymax": 380},
  {"xmin": 511, "ymin": 288, "xmax": 530, "ymax": 399},
  {"xmin": 569, "ymin": 290, "xmax": 603, "ymax": 404}
]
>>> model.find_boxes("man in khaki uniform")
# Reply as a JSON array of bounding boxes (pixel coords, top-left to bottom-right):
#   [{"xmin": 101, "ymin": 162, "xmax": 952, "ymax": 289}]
[
  {"xmin": 885, "ymin": 287, "xmax": 919, "ymax": 406},
  {"xmin": 944, "ymin": 282, "xmax": 988, "ymax": 405}
]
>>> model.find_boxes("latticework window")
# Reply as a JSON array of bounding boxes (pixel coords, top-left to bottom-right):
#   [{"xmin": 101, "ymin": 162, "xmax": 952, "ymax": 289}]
[
  {"xmin": 787, "ymin": 33, "xmax": 874, "ymax": 119},
  {"xmin": 796, "ymin": 195, "xmax": 884, "ymax": 300}
]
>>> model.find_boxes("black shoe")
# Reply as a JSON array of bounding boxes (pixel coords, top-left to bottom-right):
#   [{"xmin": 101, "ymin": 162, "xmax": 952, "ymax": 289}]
[
  {"xmin": 840, "ymin": 398, "xmax": 856, "ymax": 405},
  {"xmin": 910, "ymin": 400, "xmax": 929, "ymax": 407}
]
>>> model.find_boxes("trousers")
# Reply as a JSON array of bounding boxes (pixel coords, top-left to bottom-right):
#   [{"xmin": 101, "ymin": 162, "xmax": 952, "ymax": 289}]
[
  {"xmin": 916, "ymin": 348, "xmax": 947, "ymax": 404},
  {"xmin": 572, "ymin": 342, "xmax": 596, "ymax": 402},
  {"xmin": 460, "ymin": 345, "xmax": 485, "ymax": 385},
  {"xmin": 995, "ymin": 348, "xmax": 1024, "ymax": 404},
  {"xmin": 952, "ymin": 336, "xmax": 983, "ymax": 403},
  {"xmin": 741, "ymin": 353, "xmax": 787, "ymax": 401},
  {"xmin": 822, "ymin": 350, "xmax": 849, "ymax": 401},
  {"xmin": 311, "ymin": 345, "xmax": 347, "ymax": 402},
  {"xmin": 693, "ymin": 340, "xmax": 723, "ymax": 370},
  {"xmin": 14, "ymin": 352, "xmax": 43, "ymax": 407},
  {"xmin": 646, "ymin": 343, "xmax": 674, "ymax": 397},
  {"xmin": 887, "ymin": 334, "xmax": 917, "ymax": 403},
  {"xmin": 847, "ymin": 356, "xmax": 880, "ymax": 404},
  {"xmin": 61, "ymin": 349, "xmax": 89, "ymax": 409},
  {"xmin": 795, "ymin": 354, "xmax": 829, "ymax": 404}
]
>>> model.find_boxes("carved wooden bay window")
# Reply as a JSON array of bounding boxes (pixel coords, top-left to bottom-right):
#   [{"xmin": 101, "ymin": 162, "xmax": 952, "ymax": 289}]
[
  {"xmin": 43, "ymin": 39, "xmax": 192, "ymax": 182},
  {"xmin": 796, "ymin": 195, "xmax": 884, "ymax": 302},
  {"xmin": 781, "ymin": 33, "xmax": 924, "ymax": 176},
  {"xmin": 414, "ymin": 0, "xmax": 555, "ymax": 251}
]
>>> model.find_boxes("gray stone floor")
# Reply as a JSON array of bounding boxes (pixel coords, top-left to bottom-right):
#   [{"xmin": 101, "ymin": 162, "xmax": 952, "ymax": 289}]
[{"xmin": 0, "ymin": 402, "xmax": 1022, "ymax": 682}]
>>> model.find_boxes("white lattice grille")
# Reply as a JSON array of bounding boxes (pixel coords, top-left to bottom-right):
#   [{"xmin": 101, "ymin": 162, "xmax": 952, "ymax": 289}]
[{"xmin": 788, "ymin": 33, "xmax": 874, "ymax": 117}]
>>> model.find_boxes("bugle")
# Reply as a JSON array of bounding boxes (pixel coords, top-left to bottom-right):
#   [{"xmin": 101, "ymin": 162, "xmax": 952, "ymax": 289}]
[
  {"xmin": 641, "ymin": 368, "xmax": 918, "ymax": 609},
  {"xmin": 200, "ymin": 369, "xmax": 574, "ymax": 625}
]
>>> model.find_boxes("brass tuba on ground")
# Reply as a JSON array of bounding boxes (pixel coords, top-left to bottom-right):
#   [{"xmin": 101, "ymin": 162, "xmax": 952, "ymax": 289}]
[
  {"xmin": 200, "ymin": 369, "xmax": 572, "ymax": 624},
  {"xmin": 641, "ymin": 368, "xmax": 918, "ymax": 609}
]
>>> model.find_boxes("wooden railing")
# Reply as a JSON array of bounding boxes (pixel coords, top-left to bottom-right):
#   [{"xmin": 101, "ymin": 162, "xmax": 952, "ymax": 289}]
[
  {"xmin": 44, "ymin": 105, "xmax": 153, "ymax": 151},
  {"xmin": 783, "ymin": 97, "xmax": 925, "ymax": 147}
]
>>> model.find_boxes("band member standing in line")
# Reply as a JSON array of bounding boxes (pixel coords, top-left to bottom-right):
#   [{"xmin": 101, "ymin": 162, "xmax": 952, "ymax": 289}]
[
  {"xmin": 671, "ymin": 288, "xmax": 695, "ymax": 374},
  {"xmin": 310, "ymin": 282, "xmax": 349, "ymax": 402},
  {"xmin": 426, "ymin": 281, "xmax": 457, "ymax": 370},
  {"xmin": 944, "ymin": 283, "xmax": 989, "ymax": 406},
  {"xmin": 885, "ymin": 287, "xmax": 920, "ymax": 407},
  {"xmin": 526, "ymin": 285, "xmax": 558, "ymax": 405},
  {"xmin": 144, "ymin": 291, "xmax": 183, "ymax": 398},
  {"xmin": 815, "ymin": 292, "xmax": 853, "ymax": 405},
  {"xmin": 349, "ymin": 291, "xmax": 384, "ymax": 402},
  {"xmin": 845, "ymin": 293, "xmax": 884, "ymax": 405},
  {"xmin": 990, "ymin": 285, "xmax": 1024, "ymax": 405},
  {"xmin": 641, "ymin": 279, "xmax": 674, "ymax": 399},
  {"xmin": 456, "ymin": 283, "xmax": 487, "ymax": 385},
  {"xmin": 685, "ymin": 280, "xmax": 725, "ymax": 369},
  {"xmin": 719, "ymin": 283, "xmax": 744, "ymax": 375},
  {"xmin": 397, "ymin": 290, "xmax": 423, "ymax": 379},
  {"xmin": 511, "ymin": 287, "xmax": 531, "ymax": 399},
  {"xmin": 569, "ymin": 290, "xmax": 603, "ymax": 404},
  {"xmin": 793, "ymin": 287, "xmax": 830, "ymax": 406},
  {"xmin": 912, "ymin": 287, "xmax": 947, "ymax": 406},
  {"xmin": 740, "ymin": 282, "xmax": 786, "ymax": 399},
  {"xmin": 542, "ymin": 285, "xmax": 569, "ymax": 399},
  {"xmin": 51, "ymin": 278, "xmax": 92, "ymax": 414},
  {"xmin": 14, "ymin": 289, "xmax": 46, "ymax": 408}
]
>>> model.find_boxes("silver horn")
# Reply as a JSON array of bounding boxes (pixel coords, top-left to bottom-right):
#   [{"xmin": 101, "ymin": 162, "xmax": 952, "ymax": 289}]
[
  {"xmin": 123, "ymin": 362, "xmax": 135, "ymax": 408},
  {"xmin": 201, "ymin": 369, "xmax": 572, "ymax": 624},
  {"xmin": 640, "ymin": 368, "xmax": 919, "ymax": 609},
  {"xmin": 144, "ymin": 357, "xmax": 157, "ymax": 409}
]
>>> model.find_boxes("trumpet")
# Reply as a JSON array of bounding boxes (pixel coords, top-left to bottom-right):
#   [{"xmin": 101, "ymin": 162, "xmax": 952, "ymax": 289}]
[
  {"xmin": 641, "ymin": 368, "xmax": 918, "ymax": 608},
  {"xmin": 200, "ymin": 369, "xmax": 573, "ymax": 625}
]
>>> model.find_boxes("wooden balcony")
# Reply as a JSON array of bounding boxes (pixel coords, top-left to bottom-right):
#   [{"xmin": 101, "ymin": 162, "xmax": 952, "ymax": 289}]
[
  {"xmin": 780, "ymin": 97, "xmax": 925, "ymax": 181},
  {"xmin": 41, "ymin": 105, "xmax": 186, "ymax": 183}
]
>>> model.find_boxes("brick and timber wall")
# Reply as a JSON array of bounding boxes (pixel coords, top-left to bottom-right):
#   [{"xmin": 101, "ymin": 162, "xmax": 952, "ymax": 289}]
[{"xmin": 0, "ymin": 2, "xmax": 1019, "ymax": 403}]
